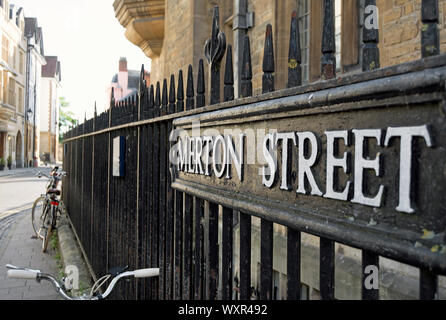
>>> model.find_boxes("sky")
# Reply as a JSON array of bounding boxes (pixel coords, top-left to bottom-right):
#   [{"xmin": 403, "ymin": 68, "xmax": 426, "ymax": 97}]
[{"xmin": 12, "ymin": 0, "xmax": 151, "ymax": 124}]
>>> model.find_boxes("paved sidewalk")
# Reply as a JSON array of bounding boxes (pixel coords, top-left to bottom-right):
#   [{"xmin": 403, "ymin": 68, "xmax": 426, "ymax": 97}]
[
  {"xmin": 0, "ymin": 167, "xmax": 39, "ymax": 178},
  {"xmin": 0, "ymin": 209, "xmax": 60, "ymax": 300},
  {"xmin": 0, "ymin": 163, "xmax": 62, "ymax": 178}
]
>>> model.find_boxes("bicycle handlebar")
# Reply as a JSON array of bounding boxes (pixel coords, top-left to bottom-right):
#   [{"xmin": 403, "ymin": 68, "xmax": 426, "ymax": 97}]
[
  {"xmin": 134, "ymin": 268, "xmax": 160, "ymax": 278},
  {"xmin": 37, "ymin": 172, "xmax": 50, "ymax": 179},
  {"xmin": 6, "ymin": 264, "xmax": 160, "ymax": 300},
  {"xmin": 36, "ymin": 169, "xmax": 67, "ymax": 180},
  {"xmin": 7, "ymin": 269, "xmax": 38, "ymax": 280}
]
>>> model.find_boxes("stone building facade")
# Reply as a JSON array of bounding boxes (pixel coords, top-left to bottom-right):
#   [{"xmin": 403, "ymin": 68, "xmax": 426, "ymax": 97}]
[
  {"xmin": 114, "ymin": 0, "xmax": 446, "ymax": 97},
  {"xmin": 40, "ymin": 56, "xmax": 61, "ymax": 164},
  {"xmin": 24, "ymin": 17, "xmax": 46, "ymax": 167},
  {"xmin": 113, "ymin": 0, "xmax": 446, "ymax": 299},
  {"xmin": 0, "ymin": 2, "xmax": 27, "ymax": 169}
]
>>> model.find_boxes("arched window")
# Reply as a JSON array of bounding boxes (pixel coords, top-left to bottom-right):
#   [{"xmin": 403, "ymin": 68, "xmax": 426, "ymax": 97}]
[{"xmin": 274, "ymin": 0, "xmax": 361, "ymax": 87}]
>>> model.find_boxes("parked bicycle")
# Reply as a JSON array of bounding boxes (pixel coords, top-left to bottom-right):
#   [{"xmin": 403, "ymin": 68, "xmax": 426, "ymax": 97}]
[
  {"xmin": 5, "ymin": 264, "xmax": 159, "ymax": 300},
  {"xmin": 31, "ymin": 166, "xmax": 67, "ymax": 253}
]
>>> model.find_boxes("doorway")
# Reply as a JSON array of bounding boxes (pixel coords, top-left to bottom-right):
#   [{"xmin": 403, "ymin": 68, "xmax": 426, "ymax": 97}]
[{"xmin": 16, "ymin": 131, "xmax": 22, "ymax": 168}]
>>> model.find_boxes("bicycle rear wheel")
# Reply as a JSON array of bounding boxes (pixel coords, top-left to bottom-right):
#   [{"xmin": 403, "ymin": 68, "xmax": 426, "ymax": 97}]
[{"xmin": 31, "ymin": 196, "xmax": 49, "ymax": 239}]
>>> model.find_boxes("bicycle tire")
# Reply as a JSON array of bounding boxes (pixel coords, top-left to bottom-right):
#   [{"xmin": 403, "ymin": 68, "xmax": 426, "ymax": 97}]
[
  {"xmin": 42, "ymin": 206, "xmax": 55, "ymax": 253},
  {"xmin": 31, "ymin": 196, "xmax": 49, "ymax": 239}
]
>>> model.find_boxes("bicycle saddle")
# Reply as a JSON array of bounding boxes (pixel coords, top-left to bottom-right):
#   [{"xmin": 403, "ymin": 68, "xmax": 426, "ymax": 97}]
[{"xmin": 48, "ymin": 189, "xmax": 61, "ymax": 196}]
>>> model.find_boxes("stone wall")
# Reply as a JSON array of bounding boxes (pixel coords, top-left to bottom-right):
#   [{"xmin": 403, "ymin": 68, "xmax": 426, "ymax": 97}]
[
  {"xmin": 149, "ymin": 0, "xmax": 214, "ymax": 94},
  {"xmin": 125, "ymin": 0, "xmax": 446, "ymax": 95},
  {"xmin": 377, "ymin": 0, "xmax": 446, "ymax": 67}
]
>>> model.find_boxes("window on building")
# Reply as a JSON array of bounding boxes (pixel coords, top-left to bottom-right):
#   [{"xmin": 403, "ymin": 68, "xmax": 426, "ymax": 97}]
[
  {"xmin": 335, "ymin": 0, "xmax": 342, "ymax": 70},
  {"xmin": 18, "ymin": 86, "xmax": 23, "ymax": 113},
  {"xmin": 13, "ymin": 46, "xmax": 17, "ymax": 70},
  {"xmin": 19, "ymin": 50, "xmax": 24, "ymax": 74},
  {"xmin": 2, "ymin": 71, "xmax": 7, "ymax": 102},
  {"xmin": 341, "ymin": 0, "xmax": 360, "ymax": 72},
  {"xmin": 298, "ymin": 0, "xmax": 310, "ymax": 83},
  {"xmin": 308, "ymin": 0, "xmax": 360, "ymax": 81},
  {"xmin": 8, "ymin": 43, "xmax": 12, "ymax": 66},
  {"xmin": 2, "ymin": 36, "xmax": 8, "ymax": 62},
  {"xmin": 8, "ymin": 77, "xmax": 15, "ymax": 106},
  {"xmin": 28, "ymin": 131, "xmax": 31, "ymax": 153}
]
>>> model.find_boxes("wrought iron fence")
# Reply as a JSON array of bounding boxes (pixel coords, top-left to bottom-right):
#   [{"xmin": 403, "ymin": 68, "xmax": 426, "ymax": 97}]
[{"xmin": 63, "ymin": 0, "xmax": 446, "ymax": 300}]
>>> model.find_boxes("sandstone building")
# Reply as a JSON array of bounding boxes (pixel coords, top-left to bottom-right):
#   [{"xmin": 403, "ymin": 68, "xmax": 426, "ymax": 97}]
[
  {"xmin": 40, "ymin": 56, "xmax": 61, "ymax": 163},
  {"xmin": 0, "ymin": 2, "xmax": 27, "ymax": 168},
  {"xmin": 114, "ymin": 0, "xmax": 446, "ymax": 98},
  {"xmin": 24, "ymin": 16, "xmax": 46, "ymax": 167}
]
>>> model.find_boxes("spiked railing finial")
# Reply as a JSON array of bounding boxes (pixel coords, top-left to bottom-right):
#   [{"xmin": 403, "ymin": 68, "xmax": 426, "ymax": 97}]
[
  {"xmin": 224, "ymin": 44, "xmax": 234, "ymax": 102},
  {"xmin": 241, "ymin": 35, "xmax": 252, "ymax": 98},
  {"xmin": 321, "ymin": 0, "xmax": 336, "ymax": 80},
  {"xmin": 421, "ymin": 0, "xmax": 440, "ymax": 57},
  {"xmin": 176, "ymin": 70, "xmax": 184, "ymax": 113},
  {"xmin": 186, "ymin": 65, "xmax": 195, "ymax": 111},
  {"xmin": 204, "ymin": 6, "xmax": 226, "ymax": 105},
  {"xmin": 288, "ymin": 11, "xmax": 302, "ymax": 88},
  {"xmin": 197, "ymin": 59, "xmax": 205, "ymax": 108},
  {"xmin": 262, "ymin": 24, "xmax": 275, "ymax": 94}
]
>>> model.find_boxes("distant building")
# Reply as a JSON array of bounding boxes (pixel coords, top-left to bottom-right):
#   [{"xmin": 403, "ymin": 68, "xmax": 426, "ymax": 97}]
[
  {"xmin": 0, "ymin": 2, "xmax": 27, "ymax": 168},
  {"xmin": 40, "ymin": 56, "xmax": 61, "ymax": 163},
  {"xmin": 105, "ymin": 57, "xmax": 150, "ymax": 108},
  {"xmin": 24, "ymin": 16, "xmax": 46, "ymax": 167}
]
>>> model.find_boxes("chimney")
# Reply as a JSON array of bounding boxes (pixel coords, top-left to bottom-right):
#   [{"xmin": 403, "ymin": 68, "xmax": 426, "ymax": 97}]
[{"xmin": 119, "ymin": 57, "xmax": 128, "ymax": 72}]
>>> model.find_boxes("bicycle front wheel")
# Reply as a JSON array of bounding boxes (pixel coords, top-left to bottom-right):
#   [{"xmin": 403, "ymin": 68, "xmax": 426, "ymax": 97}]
[
  {"xmin": 42, "ymin": 206, "xmax": 55, "ymax": 253},
  {"xmin": 31, "ymin": 196, "xmax": 49, "ymax": 239}
]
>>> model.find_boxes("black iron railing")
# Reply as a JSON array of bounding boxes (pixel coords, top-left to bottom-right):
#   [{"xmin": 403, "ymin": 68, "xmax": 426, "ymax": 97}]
[{"xmin": 63, "ymin": 2, "xmax": 445, "ymax": 300}]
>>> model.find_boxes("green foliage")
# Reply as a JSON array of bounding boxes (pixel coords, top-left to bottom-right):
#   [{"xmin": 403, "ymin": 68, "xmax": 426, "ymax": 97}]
[
  {"xmin": 0, "ymin": 158, "xmax": 5, "ymax": 166},
  {"xmin": 59, "ymin": 97, "xmax": 77, "ymax": 142},
  {"xmin": 7, "ymin": 155, "xmax": 12, "ymax": 165},
  {"xmin": 50, "ymin": 230, "xmax": 64, "ymax": 281}
]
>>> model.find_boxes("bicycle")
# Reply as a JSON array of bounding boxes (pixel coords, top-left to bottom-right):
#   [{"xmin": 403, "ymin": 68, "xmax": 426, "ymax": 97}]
[
  {"xmin": 31, "ymin": 166, "xmax": 67, "ymax": 253},
  {"xmin": 5, "ymin": 264, "xmax": 159, "ymax": 300}
]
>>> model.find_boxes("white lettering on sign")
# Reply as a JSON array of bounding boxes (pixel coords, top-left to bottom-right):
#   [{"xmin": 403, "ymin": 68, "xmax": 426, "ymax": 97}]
[
  {"xmin": 226, "ymin": 134, "xmax": 245, "ymax": 180},
  {"xmin": 384, "ymin": 125, "xmax": 433, "ymax": 214},
  {"xmin": 174, "ymin": 125, "xmax": 434, "ymax": 214},
  {"xmin": 296, "ymin": 132, "xmax": 323, "ymax": 197},
  {"xmin": 262, "ymin": 133, "xmax": 277, "ymax": 188},
  {"xmin": 351, "ymin": 129, "xmax": 384, "ymax": 208},
  {"xmin": 275, "ymin": 132, "xmax": 296, "ymax": 191},
  {"xmin": 324, "ymin": 130, "xmax": 351, "ymax": 201}
]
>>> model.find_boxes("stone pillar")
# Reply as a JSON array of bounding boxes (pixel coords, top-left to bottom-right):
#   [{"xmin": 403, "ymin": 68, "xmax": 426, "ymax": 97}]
[{"xmin": 233, "ymin": 0, "xmax": 249, "ymax": 98}]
